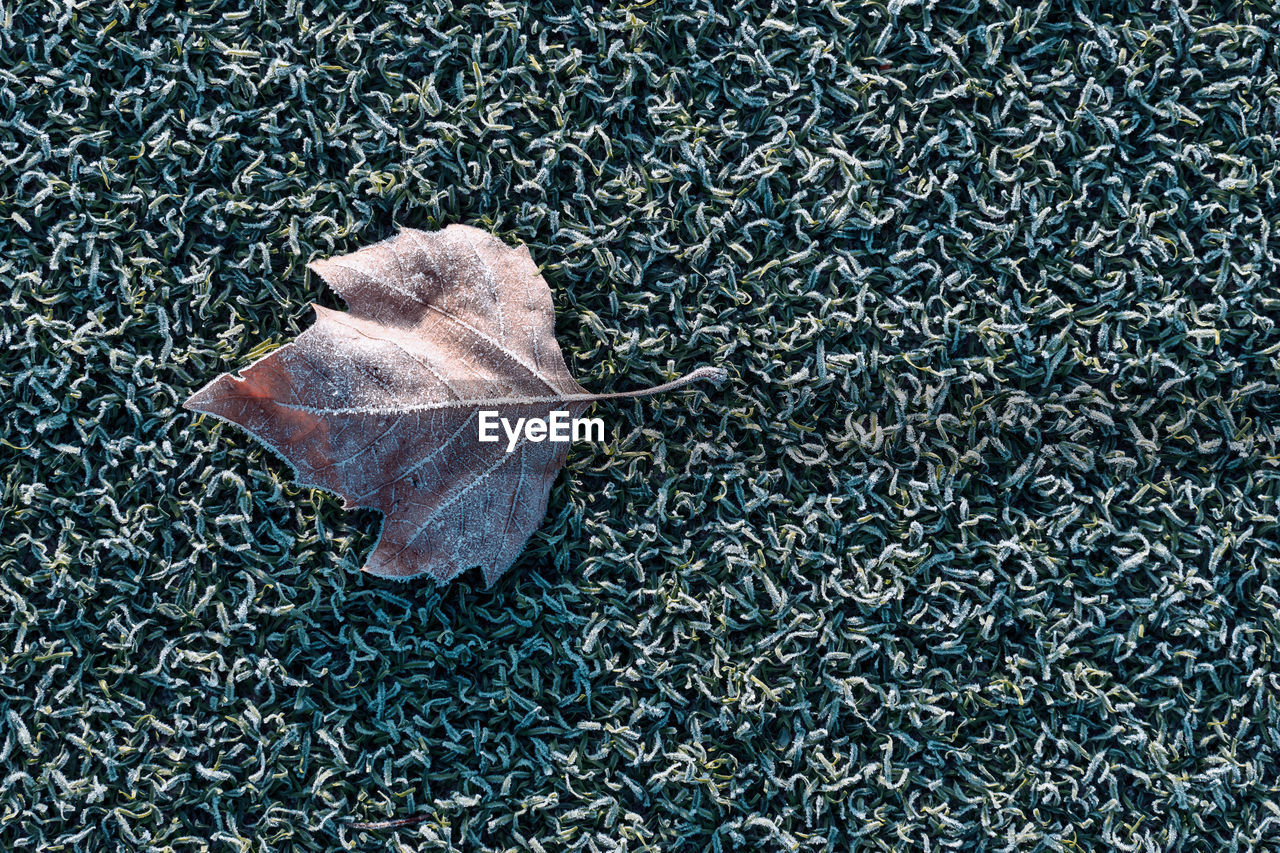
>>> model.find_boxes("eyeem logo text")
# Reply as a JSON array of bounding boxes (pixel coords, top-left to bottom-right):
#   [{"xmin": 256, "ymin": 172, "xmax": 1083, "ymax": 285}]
[{"xmin": 478, "ymin": 410, "xmax": 605, "ymax": 453}]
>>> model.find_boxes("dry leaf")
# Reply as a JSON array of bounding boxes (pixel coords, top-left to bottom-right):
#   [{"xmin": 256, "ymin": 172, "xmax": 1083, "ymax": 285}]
[{"xmin": 184, "ymin": 225, "xmax": 725, "ymax": 586}]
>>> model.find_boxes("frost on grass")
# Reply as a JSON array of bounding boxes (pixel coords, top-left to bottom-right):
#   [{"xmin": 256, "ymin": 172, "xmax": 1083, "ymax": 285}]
[{"xmin": 3, "ymin": 1, "xmax": 1279, "ymax": 851}]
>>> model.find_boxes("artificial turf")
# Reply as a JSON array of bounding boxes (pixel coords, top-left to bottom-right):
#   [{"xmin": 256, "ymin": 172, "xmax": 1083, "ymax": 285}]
[{"xmin": 3, "ymin": 1, "xmax": 1279, "ymax": 850}]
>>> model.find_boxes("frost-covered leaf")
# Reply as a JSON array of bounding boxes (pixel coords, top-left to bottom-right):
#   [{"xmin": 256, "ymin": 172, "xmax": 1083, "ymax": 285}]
[{"xmin": 185, "ymin": 225, "xmax": 724, "ymax": 585}]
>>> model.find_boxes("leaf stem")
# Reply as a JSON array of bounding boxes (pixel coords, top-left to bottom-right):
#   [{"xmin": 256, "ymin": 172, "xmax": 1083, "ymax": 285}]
[{"xmin": 585, "ymin": 365, "xmax": 728, "ymax": 401}]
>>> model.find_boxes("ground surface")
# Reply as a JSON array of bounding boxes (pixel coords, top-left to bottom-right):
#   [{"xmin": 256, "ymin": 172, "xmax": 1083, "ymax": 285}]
[{"xmin": 3, "ymin": 1, "xmax": 1280, "ymax": 850}]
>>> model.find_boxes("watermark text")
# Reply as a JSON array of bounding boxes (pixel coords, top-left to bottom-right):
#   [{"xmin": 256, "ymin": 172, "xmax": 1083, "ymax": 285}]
[{"xmin": 478, "ymin": 410, "xmax": 605, "ymax": 452}]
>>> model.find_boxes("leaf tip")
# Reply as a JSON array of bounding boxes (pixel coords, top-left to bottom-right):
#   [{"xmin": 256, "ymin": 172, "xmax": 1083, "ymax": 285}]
[
  {"xmin": 358, "ymin": 560, "xmax": 409, "ymax": 581},
  {"xmin": 182, "ymin": 383, "xmax": 217, "ymax": 415},
  {"xmin": 480, "ymin": 564, "xmax": 507, "ymax": 589},
  {"xmin": 307, "ymin": 257, "xmax": 340, "ymax": 287}
]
